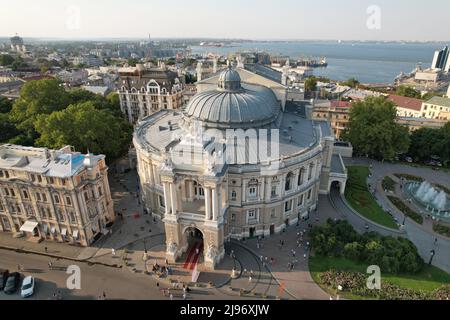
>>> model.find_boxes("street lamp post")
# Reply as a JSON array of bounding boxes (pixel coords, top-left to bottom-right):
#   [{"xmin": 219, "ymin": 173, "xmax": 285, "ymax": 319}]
[{"xmin": 428, "ymin": 249, "xmax": 436, "ymax": 266}]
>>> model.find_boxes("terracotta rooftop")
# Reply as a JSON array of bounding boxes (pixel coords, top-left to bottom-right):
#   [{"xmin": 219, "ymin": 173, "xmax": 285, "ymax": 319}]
[{"xmin": 387, "ymin": 94, "xmax": 423, "ymax": 111}]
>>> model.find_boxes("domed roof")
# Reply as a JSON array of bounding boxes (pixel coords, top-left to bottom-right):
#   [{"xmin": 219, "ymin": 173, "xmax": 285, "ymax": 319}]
[
  {"xmin": 218, "ymin": 67, "xmax": 242, "ymax": 91},
  {"xmin": 184, "ymin": 68, "xmax": 280, "ymax": 129}
]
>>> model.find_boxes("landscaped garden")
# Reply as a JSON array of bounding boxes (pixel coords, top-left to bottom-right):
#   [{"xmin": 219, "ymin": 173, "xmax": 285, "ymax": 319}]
[
  {"xmin": 382, "ymin": 176, "xmax": 396, "ymax": 192},
  {"xmin": 345, "ymin": 166, "xmax": 398, "ymax": 229},
  {"xmin": 387, "ymin": 196, "xmax": 423, "ymax": 225},
  {"xmin": 394, "ymin": 173, "xmax": 424, "ymax": 182},
  {"xmin": 309, "ymin": 219, "xmax": 450, "ymax": 300},
  {"xmin": 433, "ymin": 224, "xmax": 450, "ymax": 238}
]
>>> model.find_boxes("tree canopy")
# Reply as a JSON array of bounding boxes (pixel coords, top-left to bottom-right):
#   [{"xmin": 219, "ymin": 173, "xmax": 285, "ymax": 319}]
[
  {"xmin": 10, "ymin": 79, "xmax": 70, "ymax": 132},
  {"xmin": 304, "ymin": 77, "xmax": 317, "ymax": 92},
  {"xmin": 343, "ymin": 96, "xmax": 410, "ymax": 160},
  {"xmin": 408, "ymin": 122, "xmax": 450, "ymax": 164},
  {"xmin": 4, "ymin": 79, "xmax": 131, "ymax": 161},
  {"xmin": 0, "ymin": 54, "xmax": 15, "ymax": 66},
  {"xmin": 395, "ymin": 85, "xmax": 421, "ymax": 99},
  {"xmin": 35, "ymin": 102, "xmax": 132, "ymax": 160},
  {"xmin": 340, "ymin": 77, "xmax": 360, "ymax": 88}
]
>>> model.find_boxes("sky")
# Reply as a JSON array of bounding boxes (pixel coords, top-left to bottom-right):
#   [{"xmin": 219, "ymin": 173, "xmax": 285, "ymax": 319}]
[{"xmin": 1, "ymin": 0, "xmax": 449, "ymax": 41}]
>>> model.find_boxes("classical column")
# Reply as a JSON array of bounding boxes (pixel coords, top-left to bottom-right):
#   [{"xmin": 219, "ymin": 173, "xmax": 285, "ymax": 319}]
[
  {"xmin": 163, "ymin": 182, "xmax": 171, "ymax": 216},
  {"xmin": 205, "ymin": 187, "xmax": 212, "ymax": 220},
  {"xmin": 212, "ymin": 188, "xmax": 219, "ymax": 221},
  {"xmin": 189, "ymin": 181, "xmax": 195, "ymax": 201},
  {"xmin": 266, "ymin": 178, "xmax": 272, "ymax": 200},
  {"xmin": 170, "ymin": 182, "xmax": 177, "ymax": 214}
]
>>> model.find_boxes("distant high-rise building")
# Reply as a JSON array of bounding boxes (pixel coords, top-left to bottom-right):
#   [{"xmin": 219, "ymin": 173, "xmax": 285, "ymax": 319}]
[{"xmin": 431, "ymin": 46, "xmax": 449, "ymax": 72}]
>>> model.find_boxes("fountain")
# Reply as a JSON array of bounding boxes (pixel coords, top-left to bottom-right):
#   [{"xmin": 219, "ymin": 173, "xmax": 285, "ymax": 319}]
[{"xmin": 405, "ymin": 181, "xmax": 450, "ymax": 221}]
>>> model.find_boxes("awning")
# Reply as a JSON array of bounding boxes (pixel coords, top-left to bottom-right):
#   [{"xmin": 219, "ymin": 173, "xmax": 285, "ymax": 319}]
[
  {"xmin": 61, "ymin": 228, "xmax": 67, "ymax": 236},
  {"xmin": 72, "ymin": 230, "xmax": 79, "ymax": 239},
  {"xmin": 20, "ymin": 221, "xmax": 39, "ymax": 233}
]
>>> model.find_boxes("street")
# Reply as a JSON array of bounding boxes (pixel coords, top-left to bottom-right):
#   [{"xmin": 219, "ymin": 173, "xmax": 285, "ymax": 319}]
[{"xmin": 0, "ymin": 248, "xmax": 235, "ymax": 300}]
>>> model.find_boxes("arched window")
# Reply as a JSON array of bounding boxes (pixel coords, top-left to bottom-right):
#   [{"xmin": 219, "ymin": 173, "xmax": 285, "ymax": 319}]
[
  {"xmin": 298, "ymin": 168, "xmax": 305, "ymax": 186},
  {"xmin": 285, "ymin": 172, "xmax": 294, "ymax": 191},
  {"xmin": 308, "ymin": 163, "xmax": 315, "ymax": 180}
]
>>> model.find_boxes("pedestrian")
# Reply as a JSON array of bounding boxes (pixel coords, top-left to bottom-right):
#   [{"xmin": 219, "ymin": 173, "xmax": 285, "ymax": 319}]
[
  {"xmin": 112, "ymin": 248, "xmax": 116, "ymax": 256},
  {"xmin": 48, "ymin": 261, "xmax": 53, "ymax": 270},
  {"xmin": 156, "ymin": 282, "xmax": 160, "ymax": 288},
  {"xmin": 260, "ymin": 256, "xmax": 263, "ymax": 262},
  {"xmin": 248, "ymin": 276, "xmax": 252, "ymax": 283},
  {"xmin": 103, "ymin": 291, "xmax": 106, "ymax": 299},
  {"xmin": 44, "ymin": 246, "xmax": 48, "ymax": 253},
  {"xmin": 303, "ymin": 253, "xmax": 307, "ymax": 260},
  {"xmin": 183, "ymin": 292, "xmax": 187, "ymax": 300},
  {"xmin": 53, "ymin": 292, "xmax": 57, "ymax": 300},
  {"xmin": 170, "ymin": 294, "xmax": 173, "ymax": 300}
]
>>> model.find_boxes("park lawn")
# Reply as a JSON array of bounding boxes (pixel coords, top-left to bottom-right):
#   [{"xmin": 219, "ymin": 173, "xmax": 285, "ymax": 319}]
[
  {"xmin": 309, "ymin": 255, "xmax": 450, "ymax": 294},
  {"xmin": 345, "ymin": 166, "xmax": 398, "ymax": 229}
]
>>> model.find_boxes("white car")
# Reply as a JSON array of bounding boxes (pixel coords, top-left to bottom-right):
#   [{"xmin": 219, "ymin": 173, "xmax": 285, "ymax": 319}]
[{"xmin": 21, "ymin": 276, "xmax": 35, "ymax": 298}]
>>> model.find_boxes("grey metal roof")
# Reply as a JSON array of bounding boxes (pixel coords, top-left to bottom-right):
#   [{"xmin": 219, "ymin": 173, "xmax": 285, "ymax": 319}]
[
  {"xmin": 244, "ymin": 63, "xmax": 282, "ymax": 83},
  {"xmin": 184, "ymin": 82, "xmax": 280, "ymax": 128},
  {"xmin": 331, "ymin": 154, "xmax": 345, "ymax": 174}
]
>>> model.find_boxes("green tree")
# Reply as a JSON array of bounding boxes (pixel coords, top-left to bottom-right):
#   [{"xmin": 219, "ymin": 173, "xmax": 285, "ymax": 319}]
[
  {"xmin": 0, "ymin": 113, "xmax": 19, "ymax": 143},
  {"xmin": 0, "ymin": 54, "xmax": 15, "ymax": 66},
  {"xmin": 35, "ymin": 102, "xmax": 132, "ymax": 161},
  {"xmin": 127, "ymin": 58, "xmax": 140, "ymax": 67},
  {"xmin": 10, "ymin": 79, "xmax": 70, "ymax": 134},
  {"xmin": 395, "ymin": 85, "xmax": 421, "ymax": 99},
  {"xmin": 11, "ymin": 56, "xmax": 28, "ymax": 71},
  {"xmin": 408, "ymin": 127, "xmax": 443, "ymax": 162},
  {"xmin": 343, "ymin": 96, "xmax": 410, "ymax": 160},
  {"xmin": 0, "ymin": 97, "xmax": 12, "ymax": 113},
  {"xmin": 341, "ymin": 77, "xmax": 360, "ymax": 88},
  {"xmin": 304, "ymin": 77, "xmax": 317, "ymax": 92}
]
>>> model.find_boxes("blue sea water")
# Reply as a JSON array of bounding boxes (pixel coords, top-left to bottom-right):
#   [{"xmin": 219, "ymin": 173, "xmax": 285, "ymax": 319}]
[{"xmin": 190, "ymin": 41, "xmax": 447, "ymax": 84}]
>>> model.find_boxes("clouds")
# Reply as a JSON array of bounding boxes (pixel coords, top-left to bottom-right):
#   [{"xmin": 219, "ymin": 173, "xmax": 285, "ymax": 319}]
[{"xmin": 1, "ymin": 0, "xmax": 449, "ymax": 41}]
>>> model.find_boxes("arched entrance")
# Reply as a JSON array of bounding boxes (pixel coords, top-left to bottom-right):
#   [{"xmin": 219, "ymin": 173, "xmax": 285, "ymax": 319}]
[
  {"xmin": 182, "ymin": 227, "xmax": 204, "ymax": 270},
  {"xmin": 330, "ymin": 179, "xmax": 346, "ymax": 195}
]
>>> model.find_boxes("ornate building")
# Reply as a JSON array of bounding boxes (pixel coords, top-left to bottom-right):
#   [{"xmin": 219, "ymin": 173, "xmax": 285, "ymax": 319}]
[
  {"xmin": 133, "ymin": 66, "xmax": 347, "ymax": 269},
  {"xmin": 118, "ymin": 64, "xmax": 185, "ymax": 124},
  {"xmin": 0, "ymin": 144, "xmax": 114, "ymax": 246}
]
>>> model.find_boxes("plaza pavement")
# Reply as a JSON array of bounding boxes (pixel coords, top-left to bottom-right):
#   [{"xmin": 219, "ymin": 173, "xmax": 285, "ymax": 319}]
[{"xmin": 3, "ymin": 158, "xmax": 450, "ymax": 299}]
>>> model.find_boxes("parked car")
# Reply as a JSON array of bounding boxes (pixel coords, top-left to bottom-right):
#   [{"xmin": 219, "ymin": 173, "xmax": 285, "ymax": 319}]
[
  {"xmin": 21, "ymin": 276, "xmax": 35, "ymax": 298},
  {"xmin": 404, "ymin": 156, "xmax": 413, "ymax": 163},
  {"xmin": 4, "ymin": 272, "xmax": 21, "ymax": 294},
  {"xmin": 0, "ymin": 269, "xmax": 9, "ymax": 291}
]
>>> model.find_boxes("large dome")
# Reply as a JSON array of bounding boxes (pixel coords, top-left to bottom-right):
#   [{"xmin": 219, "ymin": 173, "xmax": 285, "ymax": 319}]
[{"xmin": 184, "ymin": 67, "xmax": 280, "ymax": 129}]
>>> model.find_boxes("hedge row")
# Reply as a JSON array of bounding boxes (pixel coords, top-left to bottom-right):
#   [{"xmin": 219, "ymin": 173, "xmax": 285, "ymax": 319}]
[
  {"xmin": 319, "ymin": 270, "xmax": 450, "ymax": 300},
  {"xmin": 387, "ymin": 196, "xmax": 423, "ymax": 225}
]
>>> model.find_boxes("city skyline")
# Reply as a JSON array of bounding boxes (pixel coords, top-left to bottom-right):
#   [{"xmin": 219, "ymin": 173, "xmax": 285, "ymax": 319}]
[{"xmin": 1, "ymin": 0, "xmax": 450, "ymax": 41}]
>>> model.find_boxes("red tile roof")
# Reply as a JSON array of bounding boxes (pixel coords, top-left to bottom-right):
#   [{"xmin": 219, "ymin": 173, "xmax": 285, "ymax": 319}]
[
  {"xmin": 330, "ymin": 100, "xmax": 352, "ymax": 109},
  {"xmin": 387, "ymin": 94, "xmax": 422, "ymax": 111}
]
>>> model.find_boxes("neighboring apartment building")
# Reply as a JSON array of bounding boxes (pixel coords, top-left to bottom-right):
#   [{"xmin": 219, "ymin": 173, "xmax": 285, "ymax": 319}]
[
  {"xmin": 421, "ymin": 96, "xmax": 450, "ymax": 120},
  {"xmin": 118, "ymin": 64, "xmax": 185, "ymax": 124},
  {"xmin": 0, "ymin": 144, "xmax": 115, "ymax": 246},
  {"xmin": 312, "ymin": 100, "xmax": 352, "ymax": 139},
  {"xmin": 387, "ymin": 94, "xmax": 423, "ymax": 118}
]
